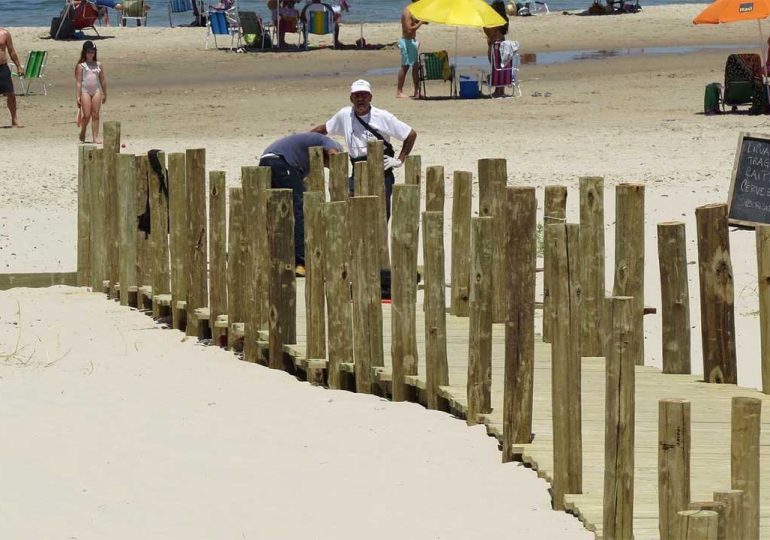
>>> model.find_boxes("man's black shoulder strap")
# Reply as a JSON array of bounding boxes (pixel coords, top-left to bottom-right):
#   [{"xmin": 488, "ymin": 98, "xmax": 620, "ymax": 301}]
[{"xmin": 353, "ymin": 113, "xmax": 395, "ymax": 156}]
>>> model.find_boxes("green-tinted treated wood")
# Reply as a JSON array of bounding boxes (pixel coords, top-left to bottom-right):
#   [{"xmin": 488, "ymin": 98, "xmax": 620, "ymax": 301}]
[
  {"xmin": 228, "ymin": 187, "xmax": 245, "ymax": 337},
  {"xmin": 579, "ymin": 176, "xmax": 604, "ymax": 356},
  {"xmin": 102, "ymin": 121, "xmax": 121, "ymax": 297},
  {"xmin": 450, "ymin": 170, "xmax": 472, "ymax": 317},
  {"xmin": 677, "ymin": 510, "xmax": 718, "ymax": 540},
  {"xmin": 731, "ymin": 396, "xmax": 761, "ymax": 540},
  {"xmin": 267, "ymin": 189, "xmax": 297, "ymax": 371},
  {"xmin": 404, "ymin": 154, "xmax": 421, "ymax": 187},
  {"xmin": 88, "ymin": 148, "xmax": 107, "ymax": 292},
  {"xmin": 308, "ymin": 146, "xmax": 325, "ymax": 193},
  {"xmin": 135, "ymin": 155, "xmax": 150, "ymax": 290},
  {"xmin": 467, "ymin": 217, "xmax": 493, "ymax": 425},
  {"xmin": 423, "ymin": 211, "xmax": 448, "ymax": 410},
  {"xmin": 208, "ymin": 172, "xmax": 227, "ymax": 326},
  {"xmin": 543, "ymin": 185, "xmax": 567, "ymax": 344},
  {"xmin": 149, "ymin": 151, "xmax": 170, "ymax": 318},
  {"xmin": 658, "ymin": 399, "xmax": 691, "ymax": 540},
  {"xmin": 426, "ymin": 165, "xmax": 444, "ymax": 213},
  {"xmin": 477, "ymin": 158, "xmax": 507, "ymax": 324},
  {"xmin": 185, "ymin": 148, "xmax": 208, "ymax": 337},
  {"xmin": 168, "ymin": 153, "xmax": 187, "ymax": 330},
  {"xmin": 366, "ymin": 140, "xmax": 390, "ymax": 268},
  {"xmin": 713, "ymin": 490, "xmax": 743, "ymax": 540},
  {"xmin": 255, "ymin": 167, "xmax": 272, "ymax": 331},
  {"xmin": 757, "ymin": 225, "xmax": 770, "ymax": 393},
  {"xmin": 117, "ymin": 154, "xmax": 137, "ymax": 307},
  {"xmin": 304, "ymin": 191, "xmax": 326, "ymax": 359},
  {"xmin": 242, "ymin": 166, "xmax": 267, "ymax": 360},
  {"xmin": 77, "ymin": 144, "xmax": 94, "ymax": 287},
  {"xmin": 658, "ymin": 222, "xmax": 691, "ymax": 374},
  {"xmin": 329, "ymin": 152, "xmax": 349, "ymax": 201}
]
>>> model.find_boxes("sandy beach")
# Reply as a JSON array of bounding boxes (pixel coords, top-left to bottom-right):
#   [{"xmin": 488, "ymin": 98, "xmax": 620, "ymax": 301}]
[{"xmin": 1, "ymin": 4, "xmax": 769, "ymax": 537}]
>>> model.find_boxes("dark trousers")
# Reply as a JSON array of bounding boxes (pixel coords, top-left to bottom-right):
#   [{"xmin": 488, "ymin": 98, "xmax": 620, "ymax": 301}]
[
  {"xmin": 259, "ymin": 155, "xmax": 306, "ymax": 265},
  {"xmin": 349, "ymin": 160, "xmax": 396, "ymax": 220}
]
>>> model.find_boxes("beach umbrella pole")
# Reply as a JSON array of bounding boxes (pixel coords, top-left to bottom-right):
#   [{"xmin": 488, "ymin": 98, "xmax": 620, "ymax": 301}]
[
  {"xmin": 454, "ymin": 26, "xmax": 458, "ymax": 96},
  {"xmin": 758, "ymin": 20, "xmax": 770, "ymax": 107}
]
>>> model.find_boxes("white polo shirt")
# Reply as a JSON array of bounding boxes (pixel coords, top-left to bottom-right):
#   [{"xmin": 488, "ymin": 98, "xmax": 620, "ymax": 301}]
[{"xmin": 325, "ymin": 105, "xmax": 413, "ymax": 159}]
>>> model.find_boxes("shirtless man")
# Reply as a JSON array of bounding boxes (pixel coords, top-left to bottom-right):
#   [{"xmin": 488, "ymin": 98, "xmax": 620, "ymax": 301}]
[
  {"xmin": 0, "ymin": 28, "xmax": 23, "ymax": 127},
  {"xmin": 396, "ymin": 0, "xmax": 423, "ymax": 99}
]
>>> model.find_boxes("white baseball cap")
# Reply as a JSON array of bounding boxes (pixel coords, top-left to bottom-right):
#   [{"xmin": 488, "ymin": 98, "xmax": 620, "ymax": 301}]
[{"xmin": 350, "ymin": 79, "xmax": 372, "ymax": 95}]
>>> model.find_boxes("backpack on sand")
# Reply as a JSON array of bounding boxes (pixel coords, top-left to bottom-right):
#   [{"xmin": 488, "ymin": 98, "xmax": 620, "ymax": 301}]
[{"xmin": 704, "ymin": 82, "xmax": 722, "ymax": 115}]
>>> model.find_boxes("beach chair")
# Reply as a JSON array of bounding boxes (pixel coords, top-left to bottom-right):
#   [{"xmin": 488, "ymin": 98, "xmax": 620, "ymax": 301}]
[
  {"xmin": 482, "ymin": 41, "xmax": 522, "ymax": 98},
  {"xmin": 418, "ymin": 51, "xmax": 456, "ymax": 98},
  {"xmin": 12, "ymin": 51, "xmax": 49, "ymax": 96},
  {"xmin": 54, "ymin": 1, "xmax": 101, "ymax": 39},
  {"xmin": 723, "ymin": 53, "xmax": 762, "ymax": 112},
  {"xmin": 120, "ymin": 0, "xmax": 148, "ymax": 26},
  {"xmin": 168, "ymin": 0, "xmax": 201, "ymax": 27},
  {"xmin": 239, "ymin": 11, "xmax": 271, "ymax": 49},
  {"xmin": 206, "ymin": 8, "xmax": 242, "ymax": 51},
  {"xmin": 516, "ymin": 0, "xmax": 549, "ymax": 15},
  {"xmin": 300, "ymin": 2, "xmax": 336, "ymax": 49}
]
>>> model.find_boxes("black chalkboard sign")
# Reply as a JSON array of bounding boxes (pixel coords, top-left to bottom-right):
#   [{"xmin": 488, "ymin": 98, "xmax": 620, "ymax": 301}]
[{"xmin": 728, "ymin": 132, "xmax": 770, "ymax": 227}]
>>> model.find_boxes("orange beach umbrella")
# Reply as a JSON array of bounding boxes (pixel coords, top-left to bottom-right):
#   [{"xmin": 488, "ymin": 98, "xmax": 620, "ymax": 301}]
[{"xmin": 693, "ymin": 0, "xmax": 770, "ymax": 24}]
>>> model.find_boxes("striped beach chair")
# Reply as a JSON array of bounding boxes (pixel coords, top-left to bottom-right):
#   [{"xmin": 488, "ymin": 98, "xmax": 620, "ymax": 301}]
[
  {"xmin": 301, "ymin": 3, "xmax": 335, "ymax": 49},
  {"xmin": 483, "ymin": 41, "xmax": 521, "ymax": 98},
  {"xmin": 418, "ymin": 51, "xmax": 456, "ymax": 98},
  {"xmin": 12, "ymin": 51, "xmax": 48, "ymax": 96},
  {"xmin": 168, "ymin": 0, "xmax": 201, "ymax": 27},
  {"xmin": 206, "ymin": 9, "xmax": 242, "ymax": 51}
]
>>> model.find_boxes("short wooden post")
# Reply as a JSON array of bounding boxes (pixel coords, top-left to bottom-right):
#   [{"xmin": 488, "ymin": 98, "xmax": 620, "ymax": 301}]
[
  {"xmin": 502, "ymin": 187, "xmax": 537, "ymax": 460},
  {"xmin": 168, "ymin": 152, "xmax": 188, "ymax": 330},
  {"xmin": 658, "ymin": 398, "xmax": 691, "ymax": 540},
  {"xmin": 366, "ymin": 140, "xmax": 389, "ymax": 268},
  {"xmin": 404, "ymin": 154, "xmax": 422, "ymax": 187},
  {"xmin": 658, "ymin": 222, "xmax": 691, "ymax": 374},
  {"xmin": 227, "ymin": 188, "xmax": 245, "ymax": 342},
  {"xmin": 305, "ymin": 191, "xmax": 326, "ymax": 360},
  {"xmin": 391, "ymin": 185, "xmax": 420, "ymax": 402},
  {"xmin": 756, "ymin": 224, "xmax": 770, "ymax": 393},
  {"xmin": 88, "ymin": 148, "xmax": 107, "ymax": 292},
  {"xmin": 208, "ymin": 172, "xmax": 227, "ymax": 329},
  {"xmin": 424, "ymin": 211, "xmax": 448, "ymax": 409},
  {"xmin": 426, "ymin": 165, "xmax": 444, "ymax": 213},
  {"xmin": 354, "ymin": 161, "xmax": 370, "ymax": 195},
  {"xmin": 450, "ymin": 170, "xmax": 472, "ymax": 317},
  {"xmin": 478, "ymin": 158, "xmax": 507, "ymax": 323},
  {"xmin": 696, "ymin": 203, "xmax": 737, "ymax": 383},
  {"xmin": 323, "ymin": 201, "xmax": 353, "ymax": 389},
  {"xmin": 542, "ymin": 185, "xmax": 567, "ymax": 343},
  {"xmin": 308, "ymin": 146, "xmax": 325, "ymax": 192},
  {"xmin": 677, "ymin": 510, "xmax": 719, "ymax": 540},
  {"xmin": 267, "ymin": 189, "xmax": 297, "ymax": 371},
  {"xmin": 613, "ymin": 183, "xmax": 645, "ymax": 366},
  {"xmin": 242, "ymin": 167, "xmax": 269, "ymax": 360},
  {"xmin": 77, "ymin": 144, "xmax": 94, "ymax": 287},
  {"xmin": 603, "ymin": 295, "xmax": 635, "ymax": 539},
  {"xmin": 350, "ymin": 196, "xmax": 383, "ymax": 393},
  {"xmin": 579, "ymin": 176, "xmax": 604, "ymax": 356},
  {"xmin": 254, "ymin": 167, "xmax": 271, "ymax": 331},
  {"xmin": 731, "ymin": 396, "xmax": 761, "ymax": 540},
  {"xmin": 103, "ymin": 121, "xmax": 121, "ymax": 298},
  {"xmin": 116, "ymin": 154, "xmax": 137, "ymax": 307},
  {"xmin": 688, "ymin": 501, "xmax": 726, "ymax": 536},
  {"xmin": 185, "ymin": 148, "xmax": 208, "ymax": 337},
  {"xmin": 328, "ymin": 152, "xmax": 349, "ymax": 201},
  {"xmin": 149, "ymin": 151, "xmax": 170, "ymax": 318},
  {"xmin": 135, "ymin": 156, "xmax": 150, "ymax": 293},
  {"xmin": 713, "ymin": 490, "xmax": 744, "ymax": 540},
  {"xmin": 550, "ymin": 223, "xmax": 583, "ymax": 505},
  {"xmin": 467, "ymin": 217, "xmax": 493, "ymax": 425}
]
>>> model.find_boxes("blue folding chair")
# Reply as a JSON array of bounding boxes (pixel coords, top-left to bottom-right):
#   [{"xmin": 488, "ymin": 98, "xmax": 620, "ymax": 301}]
[
  {"xmin": 168, "ymin": 0, "xmax": 201, "ymax": 27},
  {"xmin": 206, "ymin": 8, "xmax": 242, "ymax": 50}
]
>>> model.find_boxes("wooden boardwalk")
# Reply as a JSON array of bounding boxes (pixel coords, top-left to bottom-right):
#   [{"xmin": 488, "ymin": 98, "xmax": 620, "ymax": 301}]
[{"xmin": 270, "ymin": 280, "xmax": 770, "ymax": 539}]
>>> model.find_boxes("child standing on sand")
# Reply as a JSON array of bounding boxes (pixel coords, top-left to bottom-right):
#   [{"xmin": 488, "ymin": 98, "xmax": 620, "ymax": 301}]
[{"xmin": 75, "ymin": 41, "xmax": 107, "ymax": 144}]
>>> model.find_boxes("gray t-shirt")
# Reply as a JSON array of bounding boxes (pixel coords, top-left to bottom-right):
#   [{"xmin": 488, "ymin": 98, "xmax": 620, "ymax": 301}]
[{"xmin": 262, "ymin": 132, "xmax": 342, "ymax": 176}]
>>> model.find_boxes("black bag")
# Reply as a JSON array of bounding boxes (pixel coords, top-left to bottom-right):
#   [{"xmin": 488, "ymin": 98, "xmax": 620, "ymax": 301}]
[
  {"xmin": 50, "ymin": 16, "xmax": 75, "ymax": 40},
  {"xmin": 354, "ymin": 114, "xmax": 396, "ymax": 158}
]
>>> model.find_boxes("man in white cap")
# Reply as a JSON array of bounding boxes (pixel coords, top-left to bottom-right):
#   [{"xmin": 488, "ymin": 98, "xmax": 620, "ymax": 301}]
[{"xmin": 312, "ymin": 79, "xmax": 417, "ymax": 219}]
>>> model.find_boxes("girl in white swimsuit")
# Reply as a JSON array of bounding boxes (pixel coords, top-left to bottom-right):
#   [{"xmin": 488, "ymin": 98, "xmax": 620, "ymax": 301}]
[{"xmin": 75, "ymin": 41, "xmax": 107, "ymax": 144}]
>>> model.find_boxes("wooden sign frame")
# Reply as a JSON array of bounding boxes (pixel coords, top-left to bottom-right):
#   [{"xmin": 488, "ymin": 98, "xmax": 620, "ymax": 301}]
[{"xmin": 727, "ymin": 131, "xmax": 770, "ymax": 228}]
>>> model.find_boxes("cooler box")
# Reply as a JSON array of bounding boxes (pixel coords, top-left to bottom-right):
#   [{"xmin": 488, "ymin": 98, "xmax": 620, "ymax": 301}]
[{"xmin": 459, "ymin": 75, "xmax": 479, "ymax": 99}]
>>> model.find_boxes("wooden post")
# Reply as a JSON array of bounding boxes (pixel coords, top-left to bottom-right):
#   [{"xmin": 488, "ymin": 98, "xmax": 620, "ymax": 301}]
[
  {"xmin": 688, "ymin": 501, "xmax": 726, "ymax": 536},
  {"xmin": 696, "ymin": 203, "xmax": 737, "ymax": 383},
  {"xmin": 323, "ymin": 201, "xmax": 353, "ymax": 389},
  {"xmin": 366, "ymin": 140, "xmax": 389, "ymax": 268},
  {"xmin": 354, "ymin": 161, "xmax": 370, "ymax": 195},
  {"xmin": 603, "ymin": 295, "xmax": 635, "ymax": 539},
  {"xmin": 424, "ymin": 211, "xmax": 448, "ymax": 409},
  {"xmin": 404, "ymin": 154, "xmax": 422, "ymax": 187},
  {"xmin": 658, "ymin": 398, "xmax": 691, "ymax": 540},
  {"xmin": 579, "ymin": 176, "xmax": 604, "ymax": 356},
  {"xmin": 103, "ymin": 121, "xmax": 121, "ymax": 298},
  {"xmin": 149, "ymin": 151, "xmax": 170, "ymax": 318},
  {"xmin": 677, "ymin": 510, "xmax": 719, "ymax": 540},
  {"xmin": 267, "ymin": 189, "xmax": 297, "ymax": 371},
  {"xmin": 467, "ymin": 217, "xmax": 493, "ymax": 425},
  {"xmin": 242, "ymin": 167, "xmax": 269, "ymax": 360},
  {"xmin": 350, "ymin": 196, "xmax": 383, "ymax": 393},
  {"xmin": 88, "ymin": 148, "xmax": 107, "ymax": 292},
  {"xmin": 308, "ymin": 146, "xmax": 325, "ymax": 193},
  {"xmin": 135, "ymin": 156, "xmax": 150, "ymax": 292},
  {"xmin": 391, "ymin": 185, "xmax": 420, "ymax": 402},
  {"xmin": 168, "ymin": 153, "xmax": 187, "ymax": 330},
  {"xmin": 613, "ymin": 183, "xmax": 645, "ymax": 366},
  {"xmin": 255, "ymin": 167, "xmax": 271, "ymax": 331},
  {"xmin": 304, "ymin": 191, "xmax": 326, "ymax": 360},
  {"xmin": 228, "ymin": 188, "xmax": 245, "ymax": 340},
  {"xmin": 426, "ymin": 165, "xmax": 444, "ymax": 213},
  {"xmin": 550, "ymin": 223, "xmax": 583, "ymax": 504},
  {"xmin": 756, "ymin": 224, "xmax": 770, "ymax": 393},
  {"xmin": 450, "ymin": 171, "xmax": 472, "ymax": 317},
  {"xmin": 502, "ymin": 187, "xmax": 537, "ymax": 460},
  {"xmin": 208, "ymin": 172, "xmax": 227, "ymax": 328},
  {"xmin": 77, "ymin": 144, "xmax": 94, "ymax": 287},
  {"xmin": 542, "ymin": 185, "xmax": 567, "ymax": 343},
  {"xmin": 185, "ymin": 149, "xmax": 208, "ymax": 337},
  {"xmin": 478, "ymin": 158, "xmax": 507, "ymax": 323},
  {"xmin": 713, "ymin": 490, "xmax": 744, "ymax": 540},
  {"xmin": 731, "ymin": 396, "xmax": 761, "ymax": 540},
  {"xmin": 328, "ymin": 152, "xmax": 349, "ymax": 201},
  {"xmin": 116, "ymin": 154, "xmax": 137, "ymax": 307},
  {"xmin": 658, "ymin": 222, "xmax": 691, "ymax": 374}
]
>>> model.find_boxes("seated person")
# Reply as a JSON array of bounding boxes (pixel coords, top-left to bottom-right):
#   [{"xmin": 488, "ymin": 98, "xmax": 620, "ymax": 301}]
[
  {"xmin": 81, "ymin": 0, "xmax": 151, "ymax": 26},
  {"xmin": 484, "ymin": 0, "xmax": 510, "ymax": 97},
  {"xmin": 303, "ymin": 0, "xmax": 349, "ymax": 48},
  {"xmin": 268, "ymin": 0, "xmax": 300, "ymax": 48}
]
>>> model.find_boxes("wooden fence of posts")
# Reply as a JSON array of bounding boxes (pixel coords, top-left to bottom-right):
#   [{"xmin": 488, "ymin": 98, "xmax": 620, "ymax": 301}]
[
  {"xmin": 450, "ymin": 171, "xmax": 472, "ymax": 317},
  {"xmin": 542, "ymin": 185, "xmax": 567, "ymax": 344},
  {"xmin": 578, "ymin": 176, "xmax": 604, "ymax": 356},
  {"xmin": 477, "ymin": 158, "xmax": 507, "ymax": 324},
  {"xmin": 73, "ymin": 123, "xmax": 770, "ymax": 540}
]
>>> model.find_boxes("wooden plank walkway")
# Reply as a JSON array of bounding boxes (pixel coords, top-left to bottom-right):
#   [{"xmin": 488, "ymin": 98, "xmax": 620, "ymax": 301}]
[{"xmin": 276, "ymin": 281, "xmax": 770, "ymax": 539}]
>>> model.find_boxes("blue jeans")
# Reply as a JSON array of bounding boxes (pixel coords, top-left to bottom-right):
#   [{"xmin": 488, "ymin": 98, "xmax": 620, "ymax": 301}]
[{"xmin": 259, "ymin": 155, "xmax": 306, "ymax": 265}]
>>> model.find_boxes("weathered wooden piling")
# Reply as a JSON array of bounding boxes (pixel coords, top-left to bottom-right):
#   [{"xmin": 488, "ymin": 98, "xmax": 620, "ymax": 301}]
[
  {"xmin": 391, "ymin": 185, "xmax": 420, "ymax": 402},
  {"xmin": 149, "ymin": 151, "xmax": 170, "ymax": 318},
  {"xmin": 366, "ymin": 140, "xmax": 389, "ymax": 268},
  {"xmin": 658, "ymin": 222, "xmax": 691, "ymax": 374},
  {"xmin": 467, "ymin": 217, "xmax": 493, "ymax": 426},
  {"xmin": 242, "ymin": 166, "xmax": 270, "ymax": 358},
  {"xmin": 227, "ymin": 187, "xmax": 245, "ymax": 342},
  {"xmin": 678, "ymin": 511, "xmax": 719, "ymax": 540},
  {"xmin": 103, "ymin": 121, "xmax": 121, "ymax": 297},
  {"xmin": 87, "ymin": 148, "xmax": 107, "ymax": 292},
  {"xmin": 135, "ymin": 156, "xmax": 151, "ymax": 298},
  {"xmin": 424, "ymin": 211, "xmax": 448, "ymax": 410},
  {"xmin": 713, "ymin": 489, "xmax": 744, "ymax": 540},
  {"xmin": 543, "ymin": 185, "xmax": 567, "ymax": 344},
  {"xmin": 304, "ymin": 191, "xmax": 326, "ymax": 360},
  {"xmin": 579, "ymin": 176, "xmax": 604, "ymax": 356},
  {"xmin": 116, "ymin": 154, "xmax": 137, "ymax": 307},
  {"xmin": 328, "ymin": 152, "xmax": 349, "ymax": 201},
  {"xmin": 404, "ymin": 154, "xmax": 422, "ymax": 188},
  {"xmin": 77, "ymin": 144, "xmax": 94, "ymax": 287},
  {"xmin": 168, "ymin": 152, "xmax": 187, "ymax": 330},
  {"xmin": 184, "ymin": 149, "xmax": 208, "ymax": 337},
  {"xmin": 756, "ymin": 224, "xmax": 770, "ymax": 393},
  {"xmin": 450, "ymin": 171, "xmax": 472, "ymax": 317},
  {"xmin": 308, "ymin": 146, "xmax": 325, "ymax": 193},
  {"xmin": 255, "ymin": 167, "xmax": 271, "ymax": 331},
  {"xmin": 658, "ymin": 398, "xmax": 691, "ymax": 540},
  {"xmin": 731, "ymin": 396, "xmax": 761, "ymax": 540},
  {"xmin": 267, "ymin": 189, "xmax": 297, "ymax": 371},
  {"xmin": 208, "ymin": 172, "xmax": 227, "ymax": 332},
  {"xmin": 478, "ymin": 158, "xmax": 507, "ymax": 323},
  {"xmin": 426, "ymin": 165, "xmax": 444, "ymax": 213}
]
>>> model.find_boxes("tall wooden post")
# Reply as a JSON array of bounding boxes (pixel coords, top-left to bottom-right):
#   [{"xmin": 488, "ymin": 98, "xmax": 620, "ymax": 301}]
[
  {"xmin": 366, "ymin": 140, "xmax": 389, "ymax": 268},
  {"xmin": 227, "ymin": 187, "xmax": 245, "ymax": 339},
  {"xmin": 467, "ymin": 217, "xmax": 493, "ymax": 425},
  {"xmin": 350, "ymin": 196, "xmax": 383, "ymax": 393},
  {"xmin": 308, "ymin": 146, "xmax": 325, "ymax": 192},
  {"xmin": 103, "ymin": 121, "xmax": 120, "ymax": 298},
  {"xmin": 88, "ymin": 148, "xmax": 107, "ymax": 292},
  {"xmin": 502, "ymin": 187, "xmax": 537, "ymax": 460},
  {"xmin": 323, "ymin": 201, "xmax": 353, "ymax": 389},
  {"xmin": 543, "ymin": 185, "xmax": 567, "ymax": 343},
  {"xmin": 135, "ymin": 156, "xmax": 150, "ymax": 293},
  {"xmin": 185, "ymin": 149, "xmax": 208, "ymax": 337},
  {"xmin": 603, "ymin": 295, "xmax": 635, "ymax": 539},
  {"xmin": 424, "ymin": 211, "xmax": 448, "ymax": 410},
  {"xmin": 550, "ymin": 223, "xmax": 583, "ymax": 505},
  {"xmin": 328, "ymin": 152, "xmax": 349, "ymax": 201},
  {"xmin": 391, "ymin": 185, "xmax": 420, "ymax": 402},
  {"xmin": 579, "ymin": 176, "xmax": 604, "ymax": 356},
  {"xmin": 168, "ymin": 153, "xmax": 187, "ymax": 330},
  {"xmin": 658, "ymin": 398, "xmax": 691, "ymax": 540},
  {"xmin": 731, "ymin": 396, "xmax": 761, "ymax": 540},
  {"xmin": 267, "ymin": 189, "xmax": 297, "ymax": 371},
  {"xmin": 613, "ymin": 183, "xmax": 645, "ymax": 366},
  {"xmin": 304, "ymin": 191, "xmax": 326, "ymax": 360},
  {"xmin": 149, "ymin": 151, "xmax": 170, "ymax": 318},
  {"xmin": 255, "ymin": 167, "xmax": 271, "ymax": 331},
  {"xmin": 756, "ymin": 224, "xmax": 770, "ymax": 393},
  {"xmin": 116, "ymin": 154, "xmax": 137, "ymax": 307},
  {"xmin": 77, "ymin": 144, "xmax": 94, "ymax": 287},
  {"xmin": 426, "ymin": 165, "xmax": 444, "ymax": 213},
  {"xmin": 657, "ymin": 222, "xmax": 691, "ymax": 374},
  {"xmin": 242, "ymin": 166, "xmax": 270, "ymax": 360},
  {"xmin": 713, "ymin": 489, "xmax": 744, "ymax": 540},
  {"xmin": 450, "ymin": 170, "xmax": 472, "ymax": 317},
  {"xmin": 404, "ymin": 155, "xmax": 422, "ymax": 188},
  {"xmin": 478, "ymin": 158, "xmax": 507, "ymax": 323},
  {"xmin": 208, "ymin": 172, "xmax": 227, "ymax": 328},
  {"xmin": 696, "ymin": 203, "xmax": 737, "ymax": 383}
]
